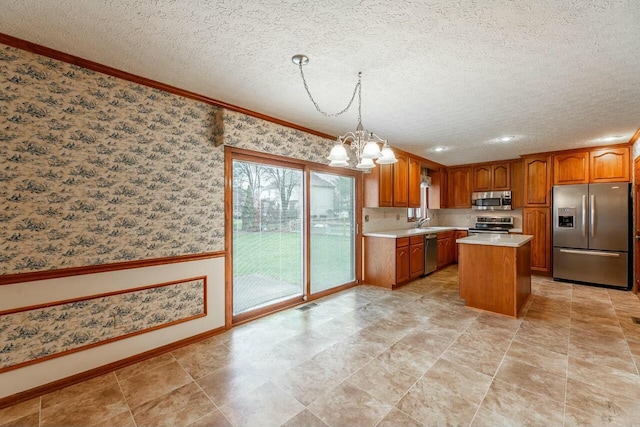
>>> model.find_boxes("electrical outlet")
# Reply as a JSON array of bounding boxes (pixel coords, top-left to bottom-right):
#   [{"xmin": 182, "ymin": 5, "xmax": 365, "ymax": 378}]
[
  {"xmin": 396, "ymin": 214, "xmax": 400, "ymax": 220},
  {"xmin": 364, "ymin": 215, "xmax": 369, "ymax": 222}
]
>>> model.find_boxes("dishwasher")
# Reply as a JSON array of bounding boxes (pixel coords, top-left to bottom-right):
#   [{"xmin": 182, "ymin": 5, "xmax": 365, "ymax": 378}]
[{"xmin": 422, "ymin": 233, "xmax": 438, "ymax": 276}]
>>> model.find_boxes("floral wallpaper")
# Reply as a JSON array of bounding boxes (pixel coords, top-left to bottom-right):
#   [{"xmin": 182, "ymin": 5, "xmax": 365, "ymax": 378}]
[
  {"xmin": 0, "ymin": 43, "xmax": 336, "ymax": 276},
  {"xmin": 0, "ymin": 277, "xmax": 205, "ymax": 372}
]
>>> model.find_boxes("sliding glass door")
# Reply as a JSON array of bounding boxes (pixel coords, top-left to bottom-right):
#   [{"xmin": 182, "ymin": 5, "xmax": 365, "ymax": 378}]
[
  {"xmin": 310, "ymin": 171, "xmax": 356, "ymax": 293},
  {"xmin": 232, "ymin": 159, "xmax": 304, "ymax": 315}
]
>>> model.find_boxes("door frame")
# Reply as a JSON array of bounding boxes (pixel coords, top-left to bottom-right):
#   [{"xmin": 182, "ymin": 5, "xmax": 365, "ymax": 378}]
[{"xmin": 224, "ymin": 146, "xmax": 362, "ymax": 327}]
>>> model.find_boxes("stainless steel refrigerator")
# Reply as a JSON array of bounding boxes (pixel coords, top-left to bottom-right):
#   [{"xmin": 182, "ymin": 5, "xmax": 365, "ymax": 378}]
[{"xmin": 552, "ymin": 182, "xmax": 631, "ymax": 289}]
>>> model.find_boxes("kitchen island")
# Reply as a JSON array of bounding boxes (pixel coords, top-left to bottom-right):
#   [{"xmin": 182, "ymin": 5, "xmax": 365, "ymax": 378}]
[{"xmin": 456, "ymin": 234, "xmax": 533, "ymax": 318}]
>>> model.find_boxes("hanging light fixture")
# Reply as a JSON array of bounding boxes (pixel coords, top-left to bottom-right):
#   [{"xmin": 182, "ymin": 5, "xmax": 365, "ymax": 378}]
[{"xmin": 292, "ymin": 54, "xmax": 397, "ymax": 169}]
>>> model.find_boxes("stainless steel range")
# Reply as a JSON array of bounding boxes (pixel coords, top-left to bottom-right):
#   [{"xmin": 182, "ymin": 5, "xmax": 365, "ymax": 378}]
[{"xmin": 468, "ymin": 216, "xmax": 514, "ymax": 235}]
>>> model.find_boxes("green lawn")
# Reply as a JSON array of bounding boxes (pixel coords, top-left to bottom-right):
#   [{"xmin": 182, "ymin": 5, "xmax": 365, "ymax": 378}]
[{"xmin": 233, "ymin": 230, "xmax": 354, "ymax": 292}]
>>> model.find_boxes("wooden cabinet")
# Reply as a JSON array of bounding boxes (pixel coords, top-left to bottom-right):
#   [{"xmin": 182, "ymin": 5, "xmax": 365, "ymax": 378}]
[
  {"xmin": 393, "ymin": 153, "xmax": 409, "ymax": 207},
  {"xmin": 590, "ymin": 147, "xmax": 630, "ymax": 183},
  {"xmin": 511, "ymin": 160, "xmax": 524, "ymax": 208},
  {"xmin": 453, "ymin": 230, "xmax": 468, "ymax": 263},
  {"xmin": 473, "ymin": 162, "xmax": 511, "ymax": 192},
  {"xmin": 437, "ymin": 231, "xmax": 454, "ymax": 269},
  {"xmin": 363, "ymin": 163, "xmax": 393, "ymax": 207},
  {"xmin": 427, "ymin": 168, "xmax": 447, "ymax": 209},
  {"xmin": 523, "ymin": 207, "xmax": 551, "ymax": 273},
  {"xmin": 523, "ymin": 155, "xmax": 552, "ymax": 207},
  {"xmin": 553, "ymin": 146, "xmax": 630, "ymax": 185},
  {"xmin": 553, "ymin": 152, "xmax": 589, "ymax": 185},
  {"xmin": 363, "ymin": 152, "xmax": 422, "ymax": 208},
  {"xmin": 396, "ymin": 240, "xmax": 410, "ymax": 284},
  {"xmin": 364, "ymin": 235, "xmax": 424, "ymax": 288},
  {"xmin": 447, "ymin": 167, "xmax": 472, "ymax": 208},
  {"xmin": 408, "ymin": 156, "xmax": 422, "ymax": 207},
  {"xmin": 409, "ymin": 236, "xmax": 425, "ymax": 279}
]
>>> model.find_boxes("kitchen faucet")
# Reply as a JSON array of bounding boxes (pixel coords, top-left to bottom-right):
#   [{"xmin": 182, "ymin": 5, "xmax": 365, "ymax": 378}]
[{"xmin": 416, "ymin": 217, "xmax": 431, "ymax": 228}]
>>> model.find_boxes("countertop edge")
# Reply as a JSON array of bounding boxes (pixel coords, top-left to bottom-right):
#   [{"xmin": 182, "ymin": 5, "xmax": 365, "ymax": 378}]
[
  {"xmin": 363, "ymin": 227, "xmax": 469, "ymax": 238},
  {"xmin": 456, "ymin": 235, "xmax": 533, "ymax": 247}
]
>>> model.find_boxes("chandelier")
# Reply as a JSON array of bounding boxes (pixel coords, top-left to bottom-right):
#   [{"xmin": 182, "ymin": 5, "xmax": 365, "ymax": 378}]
[{"xmin": 292, "ymin": 54, "xmax": 397, "ymax": 169}]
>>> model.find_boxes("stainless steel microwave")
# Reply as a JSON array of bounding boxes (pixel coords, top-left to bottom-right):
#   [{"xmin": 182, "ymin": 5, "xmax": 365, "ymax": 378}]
[{"xmin": 471, "ymin": 191, "xmax": 512, "ymax": 210}]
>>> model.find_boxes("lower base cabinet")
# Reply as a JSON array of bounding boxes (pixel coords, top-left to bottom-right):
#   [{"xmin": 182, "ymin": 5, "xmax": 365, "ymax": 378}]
[
  {"xmin": 437, "ymin": 231, "xmax": 453, "ymax": 269},
  {"xmin": 364, "ymin": 235, "xmax": 424, "ymax": 289},
  {"xmin": 523, "ymin": 208, "xmax": 551, "ymax": 273},
  {"xmin": 453, "ymin": 230, "xmax": 468, "ymax": 263}
]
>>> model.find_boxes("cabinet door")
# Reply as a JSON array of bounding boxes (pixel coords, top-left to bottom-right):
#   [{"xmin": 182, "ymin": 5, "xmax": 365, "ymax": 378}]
[
  {"xmin": 379, "ymin": 163, "xmax": 394, "ymax": 207},
  {"xmin": 473, "ymin": 165, "xmax": 492, "ymax": 192},
  {"xmin": 511, "ymin": 160, "xmax": 524, "ymax": 208},
  {"xmin": 409, "ymin": 243, "xmax": 425, "ymax": 279},
  {"xmin": 492, "ymin": 163, "xmax": 511, "ymax": 190},
  {"xmin": 396, "ymin": 246, "xmax": 410, "ymax": 284},
  {"xmin": 590, "ymin": 147, "xmax": 630, "ymax": 183},
  {"xmin": 523, "ymin": 207, "xmax": 551, "ymax": 273},
  {"xmin": 393, "ymin": 154, "xmax": 409, "ymax": 207},
  {"xmin": 436, "ymin": 239, "xmax": 448, "ymax": 269},
  {"xmin": 553, "ymin": 152, "xmax": 589, "ymax": 185},
  {"xmin": 408, "ymin": 156, "xmax": 422, "ymax": 208},
  {"xmin": 523, "ymin": 155, "xmax": 552, "ymax": 206},
  {"xmin": 453, "ymin": 230, "xmax": 468, "ymax": 263},
  {"xmin": 447, "ymin": 167, "xmax": 472, "ymax": 208}
]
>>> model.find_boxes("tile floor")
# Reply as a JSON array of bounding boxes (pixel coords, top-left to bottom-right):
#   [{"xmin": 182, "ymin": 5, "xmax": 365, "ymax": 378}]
[{"xmin": 2, "ymin": 266, "xmax": 640, "ymax": 426}]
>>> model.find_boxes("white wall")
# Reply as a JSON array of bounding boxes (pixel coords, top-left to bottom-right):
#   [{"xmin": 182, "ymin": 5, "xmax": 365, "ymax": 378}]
[{"xmin": 0, "ymin": 257, "xmax": 225, "ymax": 398}]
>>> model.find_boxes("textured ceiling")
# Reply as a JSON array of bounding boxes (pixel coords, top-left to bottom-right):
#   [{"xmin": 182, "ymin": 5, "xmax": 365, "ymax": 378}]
[{"xmin": 1, "ymin": 0, "xmax": 639, "ymax": 165}]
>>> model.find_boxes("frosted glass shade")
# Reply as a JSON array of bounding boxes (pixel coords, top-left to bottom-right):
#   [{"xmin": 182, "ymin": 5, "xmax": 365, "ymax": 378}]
[
  {"xmin": 329, "ymin": 160, "xmax": 349, "ymax": 167},
  {"xmin": 361, "ymin": 141, "xmax": 381, "ymax": 159},
  {"xmin": 376, "ymin": 142, "xmax": 398, "ymax": 164},
  {"xmin": 327, "ymin": 142, "xmax": 349, "ymax": 161},
  {"xmin": 356, "ymin": 158, "xmax": 375, "ymax": 169}
]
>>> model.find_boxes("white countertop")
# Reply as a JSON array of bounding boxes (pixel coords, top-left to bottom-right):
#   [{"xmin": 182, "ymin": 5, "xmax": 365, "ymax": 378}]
[
  {"xmin": 456, "ymin": 234, "xmax": 533, "ymax": 247},
  {"xmin": 363, "ymin": 227, "xmax": 468, "ymax": 238}
]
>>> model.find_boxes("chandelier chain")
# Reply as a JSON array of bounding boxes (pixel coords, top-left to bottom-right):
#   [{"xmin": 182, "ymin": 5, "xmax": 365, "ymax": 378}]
[{"xmin": 297, "ymin": 63, "xmax": 361, "ymax": 118}]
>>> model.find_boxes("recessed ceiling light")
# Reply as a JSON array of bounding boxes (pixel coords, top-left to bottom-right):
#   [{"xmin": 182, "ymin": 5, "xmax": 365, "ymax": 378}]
[
  {"xmin": 499, "ymin": 136, "xmax": 514, "ymax": 142},
  {"xmin": 600, "ymin": 135, "xmax": 623, "ymax": 142},
  {"xmin": 431, "ymin": 146, "xmax": 447, "ymax": 152}
]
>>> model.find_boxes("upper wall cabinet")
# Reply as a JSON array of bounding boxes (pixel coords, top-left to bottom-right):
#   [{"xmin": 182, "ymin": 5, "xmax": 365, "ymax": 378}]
[
  {"xmin": 363, "ymin": 152, "xmax": 422, "ymax": 208},
  {"xmin": 472, "ymin": 162, "xmax": 511, "ymax": 192},
  {"xmin": 552, "ymin": 146, "xmax": 630, "ymax": 185},
  {"xmin": 523, "ymin": 155, "xmax": 552, "ymax": 207},
  {"xmin": 447, "ymin": 166, "xmax": 472, "ymax": 208},
  {"xmin": 590, "ymin": 147, "xmax": 630, "ymax": 183},
  {"xmin": 427, "ymin": 167, "xmax": 447, "ymax": 209},
  {"xmin": 511, "ymin": 160, "xmax": 524, "ymax": 209},
  {"xmin": 553, "ymin": 152, "xmax": 589, "ymax": 185}
]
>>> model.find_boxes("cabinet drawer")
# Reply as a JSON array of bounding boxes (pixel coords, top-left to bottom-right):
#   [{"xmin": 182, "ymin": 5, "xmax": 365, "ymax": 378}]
[
  {"xmin": 397, "ymin": 237, "xmax": 410, "ymax": 247},
  {"xmin": 409, "ymin": 236, "xmax": 424, "ymax": 246},
  {"xmin": 437, "ymin": 231, "xmax": 454, "ymax": 240}
]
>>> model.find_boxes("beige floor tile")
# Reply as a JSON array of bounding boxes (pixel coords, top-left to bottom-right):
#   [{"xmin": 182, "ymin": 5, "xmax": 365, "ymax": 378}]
[
  {"xmin": 513, "ymin": 320, "xmax": 569, "ymax": 355},
  {"xmin": 481, "ymin": 379, "xmax": 564, "ymax": 427},
  {"xmin": 311, "ymin": 341, "xmax": 372, "ymax": 380},
  {"xmin": 567, "ymin": 340, "xmax": 637, "ymax": 374},
  {"xmin": 565, "ymin": 377, "xmax": 640, "ymax": 424},
  {"xmin": 90, "ymin": 410, "xmax": 135, "ymax": 427},
  {"xmin": 338, "ymin": 328, "xmax": 398, "ymax": 357},
  {"xmin": 186, "ymin": 409, "xmax": 233, "ymax": 427},
  {"xmin": 118, "ymin": 360, "xmax": 193, "ymax": 409},
  {"xmin": 220, "ymin": 381, "xmax": 304, "ymax": 427},
  {"xmin": 376, "ymin": 342, "xmax": 438, "ymax": 377},
  {"xmin": 441, "ymin": 331, "xmax": 510, "ymax": 376},
  {"xmin": 567, "ymin": 357, "xmax": 640, "ymax": 399},
  {"xmin": 0, "ymin": 398, "xmax": 39, "ymax": 425},
  {"xmin": 347, "ymin": 358, "xmax": 418, "ymax": 405},
  {"xmin": 115, "ymin": 352, "xmax": 176, "ymax": 381},
  {"xmin": 396, "ymin": 377, "xmax": 478, "ymax": 427},
  {"xmin": 0, "ymin": 412, "xmax": 39, "ymax": 427},
  {"xmin": 281, "ymin": 409, "xmax": 328, "ymax": 427},
  {"xmin": 375, "ymin": 408, "xmax": 422, "ymax": 427},
  {"xmin": 40, "ymin": 384, "xmax": 128, "ymax": 427},
  {"xmin": 422, "ymin": 358, "xmax": 493, "ymax": 404},
  {"xmin": 494, "ymin": 358, "xmax": 566, "ymax": 403},
  {"xmin": 397, "ymin": 329, "xmax": 454, "ymax": 355},
  {"xmin": 504, "ymin": 340, "xmax": 568, "ymax": 374},
  {"xmin": 197, "ymin": 360, "xmax": 268, "ymax": 407},
  {"xmin": 563, "ymin": 405, "xmax": 624, "ymax": 427},
  {"xmin": 42, "ymin": 372, "xmax": 117, "ymax": 409},
  {"xmin": 275, "ymin": 329, "xmax": 340, "ymax": 358},
  {"xmin": 271, "ymin": 359, "xmax": 343, "ymax": 406},
  {"xmin": 172, "ymin": 340, "xmax": 236, "ymax": 379},
  {"xmin": 470, "ymin": 406, "xmax": 525, "ymax": 427},
  {"xmin": 308, "ymin": 381, "xmax": 392, "ymax": 427},
  {"xmin": 131, "ymin": 382, "xmax": 215, "ymax": 427}
]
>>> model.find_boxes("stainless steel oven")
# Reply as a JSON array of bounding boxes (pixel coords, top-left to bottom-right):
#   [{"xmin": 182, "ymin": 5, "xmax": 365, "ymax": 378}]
[
  {"xmin": 468, "ymin": 216, "xmax": 514, "ymax": 235},
  {"xmin": 471, "ymin": 191, "xmax": 512, "ymax": 210}
]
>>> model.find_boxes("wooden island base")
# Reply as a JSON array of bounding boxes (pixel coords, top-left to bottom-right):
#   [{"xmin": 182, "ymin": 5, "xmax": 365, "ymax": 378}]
[{"xmin": 458, "ymin": 241, "xmax": 531, "ymax": 318}]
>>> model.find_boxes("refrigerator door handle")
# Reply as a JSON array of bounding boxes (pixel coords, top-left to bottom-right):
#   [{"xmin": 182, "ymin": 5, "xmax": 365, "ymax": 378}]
[
  {"xmin": 581, "ymin": 195, "xmax": 587, "ymax": 237},
  {"xmin": 559, "ymin": 249, "xmax": 620, "ymax": 258},
  {"xmin": 590, "ymin": 194, "xmax": 595, "ymax": 238}
]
